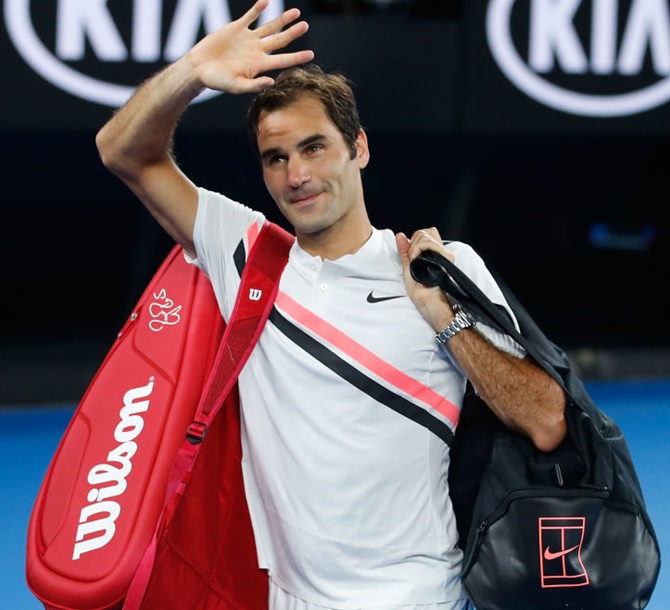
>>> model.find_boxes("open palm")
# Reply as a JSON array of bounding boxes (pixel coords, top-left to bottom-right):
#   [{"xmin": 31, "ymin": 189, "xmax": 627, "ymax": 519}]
[{"xmin": 188, "ymin": 0, "xmax": 314, "ymax": 94}]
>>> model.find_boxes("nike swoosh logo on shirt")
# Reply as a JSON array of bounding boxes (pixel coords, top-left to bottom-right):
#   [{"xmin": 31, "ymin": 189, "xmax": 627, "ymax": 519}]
[
  {"xmin": 366, "ymin": 291, "xmax": 406, "ymax": 304},
  {"xmin": 543, "ymin": 545, "xmax": 580, "ymax": 561}
]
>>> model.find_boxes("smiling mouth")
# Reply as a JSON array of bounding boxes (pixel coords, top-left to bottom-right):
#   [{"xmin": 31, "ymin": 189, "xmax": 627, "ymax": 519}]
[{"xmin": 288, "ymin": 192, "xmax": 321, "ymax": 205}]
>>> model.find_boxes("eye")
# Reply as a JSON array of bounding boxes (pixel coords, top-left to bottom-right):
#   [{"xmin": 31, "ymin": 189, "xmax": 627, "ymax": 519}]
[
  {"xmin": 305, "ymin": 143, "xmax": 324, "ymax": 155},
  {"xmin": 268, "ymin": 154, "xmax": 287, "ymax": 166}
]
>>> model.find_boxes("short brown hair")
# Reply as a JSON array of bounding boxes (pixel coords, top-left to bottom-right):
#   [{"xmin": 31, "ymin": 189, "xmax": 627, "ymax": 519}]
[{"xmin": 247, "ymin": 64, "xmax": 361, "ymax": 159}]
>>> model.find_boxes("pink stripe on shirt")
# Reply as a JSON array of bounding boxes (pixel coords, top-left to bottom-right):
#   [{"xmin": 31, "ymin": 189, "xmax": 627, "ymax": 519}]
[
  {"xmin": 246, "ymin": 221, "xmax": 261, "ymax": 250},
  {"xmin": 275, "ymin": 291, "xmax": 460, "ymax": 429}
]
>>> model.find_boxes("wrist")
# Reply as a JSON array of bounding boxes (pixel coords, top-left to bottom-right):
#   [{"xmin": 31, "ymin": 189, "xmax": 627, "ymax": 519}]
[
  {"xmin": 167, "ymin": 55, "xmax": 207, "ymax": 100},
  {"xmin": 435, "ymin": 304, "xmax": 476, "ymax": 344}
]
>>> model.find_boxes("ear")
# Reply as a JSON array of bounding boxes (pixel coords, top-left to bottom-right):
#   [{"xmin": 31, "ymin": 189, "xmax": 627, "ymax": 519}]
[{"xmin": 354, "ymin": 128, "xmax": 370, "ymax": 169}]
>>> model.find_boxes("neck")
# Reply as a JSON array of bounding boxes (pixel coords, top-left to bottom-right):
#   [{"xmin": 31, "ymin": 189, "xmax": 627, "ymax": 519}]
[{"xmin": 297, "ymin": 209, "xmax": 373, "ymax": 261}]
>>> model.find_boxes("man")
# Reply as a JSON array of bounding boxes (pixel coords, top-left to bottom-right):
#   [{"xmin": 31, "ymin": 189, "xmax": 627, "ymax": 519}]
[{"xmin": 96, "ymin": 1, "xmax": 566, "ymax": 608}]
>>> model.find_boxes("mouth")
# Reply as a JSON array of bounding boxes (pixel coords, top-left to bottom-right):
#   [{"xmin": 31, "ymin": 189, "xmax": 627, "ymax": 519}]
[{"xmin": 287, "ymin": 191, "xmax": 322, "ymax": 206}]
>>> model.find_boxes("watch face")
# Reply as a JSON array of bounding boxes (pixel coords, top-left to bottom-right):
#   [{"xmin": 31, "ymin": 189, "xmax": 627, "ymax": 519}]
[{"xmin": 457, "ymin": 310, "xmax": 474, "ymax": 328}]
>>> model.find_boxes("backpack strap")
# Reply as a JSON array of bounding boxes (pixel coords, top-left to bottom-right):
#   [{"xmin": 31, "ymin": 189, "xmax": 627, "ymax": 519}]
[
  {"xmin": 123, "ymin": 220, "xmax": 293, "ymax": 610},
  {"xmin": 410, "ymin": 250, "xmax": 566, "ymax": 388},
  {"xmin": 187, "ymin": 220, "xmax": 294, "ymax": 442}
]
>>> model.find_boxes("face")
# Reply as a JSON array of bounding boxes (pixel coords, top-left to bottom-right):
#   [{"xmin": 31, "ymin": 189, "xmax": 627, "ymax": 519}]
[{"xmin": 256, "ymin": 95, "xmax": 370, "ymax": 242}]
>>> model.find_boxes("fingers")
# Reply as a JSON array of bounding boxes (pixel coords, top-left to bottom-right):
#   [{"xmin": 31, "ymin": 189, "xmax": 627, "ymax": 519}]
[
  {"xmin": 262, "ymin": 20, "xmax": 310, "ymax": 53},
  {"xmin": 265, "ymin": 49, "xmax": 315, "ymax": 73},
  {"xmin": 239, "ymin": 0, "xmax": 271, "ymax": 28},
  {"xmin": 408, "ymin": 228, "xmax": 440, "ymax": 254},
  {"xmin": 239, "ymin": 3, "xmax": 313, "ymax": 66},
  {"xmin": 255, "ymin": 7, "xmax": 304, "ymax": 39},
  {"xmin": 235, "ymin": 75, "xmax": 277, "ymax": 94},
  {"xmin": 407, "ymin": 228, "xmax": 455, "ymax": 262},
  {"xmin": 239, "ymin": 1, "xmax": 307, "ymax": 45}
]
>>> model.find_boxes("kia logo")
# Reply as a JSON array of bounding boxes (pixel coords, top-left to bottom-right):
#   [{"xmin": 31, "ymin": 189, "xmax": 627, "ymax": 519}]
[
  {"xmin": 4, "ymin": 0, "xmax": 284, "ymax": 107},
  {"xmin": 486, "ymin": 0, "xmax": 670, "ymax": 117}
]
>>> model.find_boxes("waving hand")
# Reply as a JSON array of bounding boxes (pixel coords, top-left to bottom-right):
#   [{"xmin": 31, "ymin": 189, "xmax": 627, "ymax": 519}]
[{"xmin": 188, "ymin": 0, "xmax": 314, "ymax": 94}]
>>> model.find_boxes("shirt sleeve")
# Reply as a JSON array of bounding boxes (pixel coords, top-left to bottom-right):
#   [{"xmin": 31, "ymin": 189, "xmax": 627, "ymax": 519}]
[
  {"xmin": 185, "ymin": 187, "xmax": 265, "ymax": 320},
  {"xmin": 446, "ymin": 241, "xmax": 525, "ymax": 359}
]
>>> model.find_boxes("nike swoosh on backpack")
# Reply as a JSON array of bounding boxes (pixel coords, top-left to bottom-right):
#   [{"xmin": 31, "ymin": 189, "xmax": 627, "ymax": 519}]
[{"xmin": 543, "ymin": 544, "xmax": 580, "ymax": 561}]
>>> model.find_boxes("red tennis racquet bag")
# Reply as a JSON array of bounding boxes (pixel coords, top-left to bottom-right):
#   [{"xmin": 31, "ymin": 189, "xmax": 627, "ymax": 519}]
[{"xmin": 26, "ymin": 222, "xmax": 293, "ymax": 610}]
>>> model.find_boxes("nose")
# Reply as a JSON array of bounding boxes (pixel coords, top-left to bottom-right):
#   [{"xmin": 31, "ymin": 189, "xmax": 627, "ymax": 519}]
[{"xmin": 287, "ymin": 157, "xmax": 310, "ymax": 188}]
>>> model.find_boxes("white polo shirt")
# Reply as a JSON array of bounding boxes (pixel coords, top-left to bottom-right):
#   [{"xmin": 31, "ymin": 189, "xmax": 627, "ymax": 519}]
[{"xmin": 189, "ymin": 187, "xmax": 522, "ymax": 609}]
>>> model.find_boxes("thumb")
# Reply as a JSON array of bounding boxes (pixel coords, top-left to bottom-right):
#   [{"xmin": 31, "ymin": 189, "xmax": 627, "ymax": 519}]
[{"xmin": 395, "ymin": 232, "xmax": 411, "ymax": 270}]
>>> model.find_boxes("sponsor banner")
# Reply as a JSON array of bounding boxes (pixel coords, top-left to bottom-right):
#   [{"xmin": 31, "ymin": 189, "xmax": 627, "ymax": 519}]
[
  {"xmin": 2, "ymin": 0, "xmax": 283, "ymax": 105},
  {"xmin": 0, "ymin": 0, "xmax": 284, "ymax": 130},
  {"xmin": 463, "ymin": 0, "xmax": 670, "ymax": 133},
  {"xmin": 0, "ymin": 0, "xmax": 458, "ymax": 133},
  {"xmin": 5, "ymin": 0, "xmax": 670, "ymax": 134}
]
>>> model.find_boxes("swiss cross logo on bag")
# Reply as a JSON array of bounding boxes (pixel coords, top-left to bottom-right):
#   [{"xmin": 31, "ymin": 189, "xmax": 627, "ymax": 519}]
[{"xmin": 538, "ymin": 517, "xmax": 590, "ymax": 588}]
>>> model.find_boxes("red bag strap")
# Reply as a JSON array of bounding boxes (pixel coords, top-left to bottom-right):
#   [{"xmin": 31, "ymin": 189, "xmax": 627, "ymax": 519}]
[
  {"xmin": 123, "ymin": 220, "xmax": 293, "ymax": 610},
  {"xmin": 187, "ymin": 220, "xmax": 294, "ymax": 441}
]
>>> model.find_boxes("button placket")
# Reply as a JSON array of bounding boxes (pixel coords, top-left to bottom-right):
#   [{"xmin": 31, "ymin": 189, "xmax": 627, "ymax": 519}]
[{"xmin": 316, "ymin": 262, "xmax": 338, "ymax": 300}]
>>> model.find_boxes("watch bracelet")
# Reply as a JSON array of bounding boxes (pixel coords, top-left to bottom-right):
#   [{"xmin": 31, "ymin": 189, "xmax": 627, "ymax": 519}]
[{"xmin": 435, "ymin": 304, "xmax": 476, "ymax": 344}]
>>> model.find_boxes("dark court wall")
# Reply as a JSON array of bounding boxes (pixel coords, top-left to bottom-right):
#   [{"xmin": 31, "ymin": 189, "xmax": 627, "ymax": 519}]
[{"xmin": 2, "ymin": 2, "xmax": 669, "ymax": 403}]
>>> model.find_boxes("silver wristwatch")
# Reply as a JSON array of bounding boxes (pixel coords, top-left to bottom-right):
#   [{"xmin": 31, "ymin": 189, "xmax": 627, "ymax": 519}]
[{"xmin": 435, "ymin": 303, "xmax": 476, "ymax": 344}]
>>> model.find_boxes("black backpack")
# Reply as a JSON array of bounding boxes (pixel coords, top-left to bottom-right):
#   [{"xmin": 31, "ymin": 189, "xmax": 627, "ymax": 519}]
[{"xmin": 411, "ymin": 250, "xmax": 661, "ymax": 610}]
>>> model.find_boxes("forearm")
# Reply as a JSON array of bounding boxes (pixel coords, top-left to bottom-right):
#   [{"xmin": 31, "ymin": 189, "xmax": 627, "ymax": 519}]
[
  {"xmin": 447, "ymin": 327, "xmax": 567, "ymax": 452},
  {"xmin": 92, "ymin": 2, "xmax": 313, "ymax": 256},
  {"xmin": 396, "ymin": 230, "xmax": 567, "ymax": 452},
  {"xmin": 95, "ymin": 0, "xmax": 313, "ymax": 178},
  {"xmin": 95, "ymin": 58, "xmax": 203, "ymax": 180}
]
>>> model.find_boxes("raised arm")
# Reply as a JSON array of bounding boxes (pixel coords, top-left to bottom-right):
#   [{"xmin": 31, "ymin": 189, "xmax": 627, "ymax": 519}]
[
  {"xmin": 95, "ymin": 0, "xmax": 314, "ymax": 258},
  {"xmin": 396, "ymin": 229, "xmax": 567, "ymax": 453}
]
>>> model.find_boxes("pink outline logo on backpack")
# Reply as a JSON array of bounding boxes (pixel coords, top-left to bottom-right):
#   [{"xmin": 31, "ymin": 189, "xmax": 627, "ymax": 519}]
[{"xmin": 538, "ymin": 516, "xmax": 590, "ymax": 588}]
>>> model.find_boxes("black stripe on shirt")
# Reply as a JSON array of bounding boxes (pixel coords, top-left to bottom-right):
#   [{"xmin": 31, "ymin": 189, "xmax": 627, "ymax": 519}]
[
  {"xmin": 233, "ymin": 239, "xmax": 246, "ymax": 278},
  {"xmin": 269, "ymin": 307, "xmax": 454, "ymax": 447}
]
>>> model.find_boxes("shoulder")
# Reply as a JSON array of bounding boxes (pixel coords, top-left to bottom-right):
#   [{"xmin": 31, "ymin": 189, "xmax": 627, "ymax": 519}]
[
  {"xmin": 442, "ymin": 239, "xmax": 476, "ymax": 255},
  {"xmin": 196, "ymin": 187, "xmax": 265, "ymax": 232},
  {"xmin": 442, "ymin": 240, "xmax": 486, "ymax": 270},
  {"xmin": 192, "ymin": 186, "xmax": 266, "ymax": 273},
  {"xmin": 443, "ymin": 240, "xmax": 506, "ymax": 300}
]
